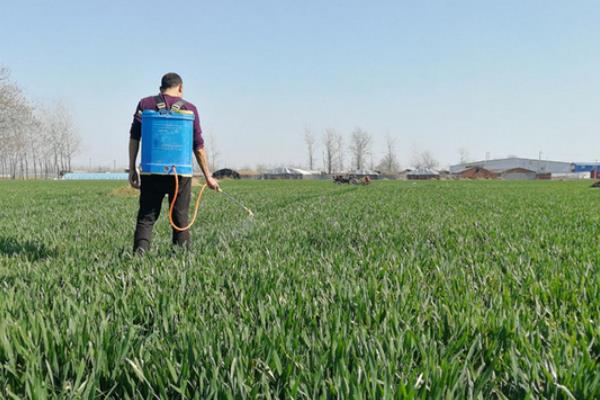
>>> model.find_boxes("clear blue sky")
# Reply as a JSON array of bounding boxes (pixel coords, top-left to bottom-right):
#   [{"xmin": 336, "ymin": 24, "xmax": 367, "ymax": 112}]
[{"xmin": 2, "ymin": 0, "xmax": 599, "ymax": 169}]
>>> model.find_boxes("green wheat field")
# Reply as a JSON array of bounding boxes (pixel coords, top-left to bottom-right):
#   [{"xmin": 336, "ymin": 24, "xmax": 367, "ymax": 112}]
[{"xmin": 1, "ymin": 180, "xmax": 599, "ymax": 399}]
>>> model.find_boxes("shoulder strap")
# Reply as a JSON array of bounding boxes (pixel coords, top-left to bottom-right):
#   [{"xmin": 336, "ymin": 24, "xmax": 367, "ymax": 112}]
[
  {"xmin": 155, "ymin": 95, "xmax": 167, "ymax": 113},
  {"xmin": 171, "ymin": 99, "xmax": 187, "ymax": 112},
  {"xmin": 155, "ymin": 95, "xmax": 186, "ymax": 113}
]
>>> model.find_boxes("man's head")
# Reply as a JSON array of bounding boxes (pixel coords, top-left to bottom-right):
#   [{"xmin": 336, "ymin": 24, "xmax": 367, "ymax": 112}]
[{"xmin": 160, "ymin": 72, "xmax": 183, "ymax": 96}]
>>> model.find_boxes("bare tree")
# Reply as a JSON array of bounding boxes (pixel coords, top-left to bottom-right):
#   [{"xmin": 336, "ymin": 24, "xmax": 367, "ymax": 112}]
[
  {"xmin": 458, "ymin": 147, "xmax": 470, "ymax": 164},
  {"xmin": 56, "ymin": 104, "xmax": 79, "ymax": 172},
  {"xmin": 28, "ymin": 102, "xmax": 80, "ymax": 177},
  {"xmin": 0, "ymin": 68, "xmax": 37, "ymax": 178},
  {"xmin": 322, "ymin": 129, "xmax": 335, "ymax": 175},
  {"xmin": 304, "ymin": 127, "xmax": 317, "ymax": 170},
  {"xmin": 334, "ymin": 133, "xmax": 344, "ymax": 172},
  {"xmin": 319, "ymin": 131, "xmax": 346, "ymax": 173},
  {"xmin": 37, "ymin": 110, "xmax": 58, "ymax": 178},
  {"xmin": 0, "ymin": 67, "xmax": 80, "ymax": 179},
  {"xmin": 412, "ymin": 150, "xmax": 439, "ymax": 169},
  {"xmin": 349, "ymin": 127, "xmax": 372, "ymax": 171},
  {"xmin": 378, "ymin": 135, "xmax": 400, "ymax": 174},
  {"xmin": 39, "ymin": 103, "xmax": 80, "ymax": 174},
  {"xmin": 255, "ymin": 164, "xmax": 267, "ymax": 174},
  {"xmin": 207, "ymin": 132, "xmax": 220, "ymax": 172}
]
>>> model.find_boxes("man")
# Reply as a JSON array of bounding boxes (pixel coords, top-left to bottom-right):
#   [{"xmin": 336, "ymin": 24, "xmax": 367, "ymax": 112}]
[{"xmin": 128, "ymin": 72, "xmax": 219, "ymax": 254}]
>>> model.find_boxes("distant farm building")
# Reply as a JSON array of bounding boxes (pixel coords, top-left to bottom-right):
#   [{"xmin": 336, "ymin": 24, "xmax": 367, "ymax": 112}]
[
  {"xmin": 407, "ymin": 168, "xmax": 440, "ymax": 180},
  {"xmin": 261, "ymin": 167, "xmax": 322, "ymax": 180},
  {"xmin": 572, "ymin": 163, "xmax": 600, "ymax": 173},
  {"xmin": 573, "ymin": 163, "xmax": 600, "ymax": 179},
  {"xmin": 536, "ymin": 172, "xmax": 552, "ymax": 180},
  {"xmin": 396, "ymin": 169, "xmax": 413, "ymax": 180},
  {"xmin": 450, "ymin": 157, "xmax": 573, "ymax": 180},
  {"xmin": 63, "ymin": 172, "xmax": 128, "ymax": 180},
  {"xmin": 450, "ymin": 158, "xmax": 572, "ymax": 175},
  {"xmin": 456, "ymin": 167, "xmax": 498, "ymax": 180},
  {"xmin": 501, "ymin": 168, "xmax": 537, "ymax": 181},
  {"xmin": 238, "ymin": 168, "xmax": 259, "ymax": 179},
  {"xmin": 212, "ymin": 168, "xmax": 240, "ymax": 179},
  {"xmin": 349, "ymin": 169, "xmax": 380, "ymax": 179}
]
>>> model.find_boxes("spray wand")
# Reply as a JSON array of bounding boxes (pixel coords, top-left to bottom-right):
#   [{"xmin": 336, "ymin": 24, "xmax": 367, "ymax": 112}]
[
  {"xmin": 218, "ymin": 188, "xmax": 255, "ymax": 217},
  {"xmin": 168, "ymin": 166, "xmax": 254, "ymax": 231}
]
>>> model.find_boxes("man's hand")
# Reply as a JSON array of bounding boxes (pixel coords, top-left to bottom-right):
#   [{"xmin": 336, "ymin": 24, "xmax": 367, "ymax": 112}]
[
  {"xmin": 206, "ymin": 176, "xmax": 220, "ymax": 191},
  {"xmin": 129, "ymin": 139, "xmax": 141, "ymax": 189},
  {"xmin": 194, "ymin": 148, "xmax": 220, "ymax": 191},
  {"xmin": 129, "ymin": 168, "xmax": 141, "ymax": 189}
]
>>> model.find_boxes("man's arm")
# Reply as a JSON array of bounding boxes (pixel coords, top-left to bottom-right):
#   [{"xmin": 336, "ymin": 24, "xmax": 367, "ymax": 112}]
[
  {"xmin": 194, "ymin": 147, "xmax": 220, "ymax": 190},
  {"xmin": 129, "ymin": 138, "xmax": 141, "ymax": 189}
]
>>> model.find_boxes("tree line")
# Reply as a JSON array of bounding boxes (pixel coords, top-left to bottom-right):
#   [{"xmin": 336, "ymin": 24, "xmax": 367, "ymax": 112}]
[
  {"xmin": 0, "ymin": 67, "xmax": 80, "ymax": 179},
  {"xmin": 304, "ymin": 127, "xmax": 440, "ymax": 175}
]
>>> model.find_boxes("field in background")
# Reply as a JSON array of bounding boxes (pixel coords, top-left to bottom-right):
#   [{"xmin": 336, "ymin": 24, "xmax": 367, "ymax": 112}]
[{"xmin": 1, "ymin": 180, "xmax": 599, "ymax": 398}]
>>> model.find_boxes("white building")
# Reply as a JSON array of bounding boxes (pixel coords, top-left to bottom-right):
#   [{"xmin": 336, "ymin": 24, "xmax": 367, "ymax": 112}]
[
  {"xmin": 450, "ymin": 158, "xmax": 572, "ymax": 175},
  {"xmin": 261, "ymin": 167, "xmax": 322, "ymax": 179},
  {"xmin": 407, "ymin": 168, "xmax": 440, "ymax": 180}
]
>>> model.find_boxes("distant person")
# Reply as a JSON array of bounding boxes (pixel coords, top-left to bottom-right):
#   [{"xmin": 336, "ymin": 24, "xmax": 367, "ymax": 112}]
[{"xmin": 128, "ymin": 72, "xmax": 219, "ymax": 254}]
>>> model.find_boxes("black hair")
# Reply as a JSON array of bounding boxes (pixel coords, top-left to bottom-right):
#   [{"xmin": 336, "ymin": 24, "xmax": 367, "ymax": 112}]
[{"xmin": 160, "ymin": 72, "xmax": 183, "ymax": 91}]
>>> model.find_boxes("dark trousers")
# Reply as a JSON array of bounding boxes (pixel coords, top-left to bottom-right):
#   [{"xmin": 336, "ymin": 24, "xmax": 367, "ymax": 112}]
[{"xmin": 133, "ymin": 174, "xmax": 192, "ymax": 252}]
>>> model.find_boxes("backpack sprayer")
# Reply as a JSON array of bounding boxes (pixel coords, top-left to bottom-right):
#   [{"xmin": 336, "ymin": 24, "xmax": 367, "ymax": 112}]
[{"xmin": 141, "ymin": 97, "xmax": 253, "ymax": 232}]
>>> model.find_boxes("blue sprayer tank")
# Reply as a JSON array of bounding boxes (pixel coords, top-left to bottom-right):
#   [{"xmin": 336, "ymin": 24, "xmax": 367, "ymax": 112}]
[{"xmin": 140, "ymin": 110, "xmax": 195, "ymax": 176}]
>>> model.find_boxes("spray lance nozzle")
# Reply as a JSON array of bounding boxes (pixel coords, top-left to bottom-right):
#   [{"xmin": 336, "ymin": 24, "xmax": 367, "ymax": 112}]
[{"xmin": 218, "ymin": 188, "xmax": 254, "ymax": 217}]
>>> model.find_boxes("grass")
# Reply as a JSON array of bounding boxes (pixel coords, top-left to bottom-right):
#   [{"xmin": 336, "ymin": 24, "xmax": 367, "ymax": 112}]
[{"xmin": 0, "ymin": 179, "xmax": 599, "ymax": 398}]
